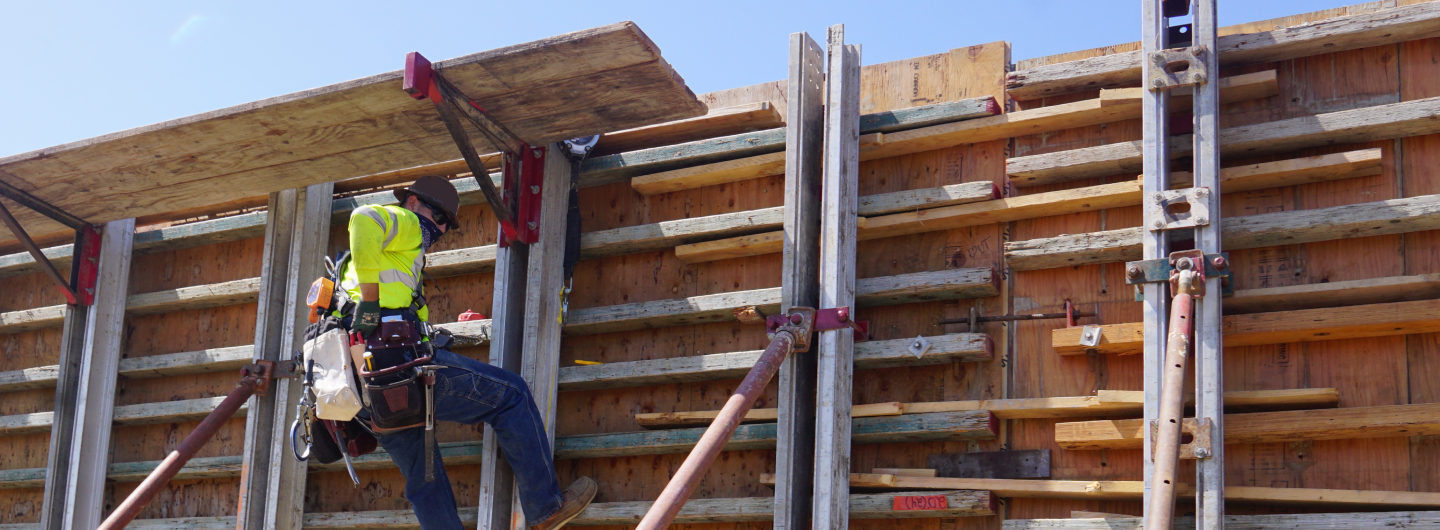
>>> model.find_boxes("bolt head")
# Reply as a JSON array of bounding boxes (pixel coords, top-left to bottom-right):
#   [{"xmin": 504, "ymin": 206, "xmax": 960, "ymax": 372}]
[
  {"xmin": 1194, "ymin": 447, "xmax": 1211, "ymax": 458},
  {"xmin": 526, "ymin": 221, "xmax": 538, "ymax": 230},
  {"xmin": 1176, "ymin": 258, "xmax": 1193, "ymax": 270},
  {"xmin": 790, "ymin": 314, "xmax": 803, "ymax": 324},
  {"xmin": 1153, "ymin": 220, "xmax": 1166, "ymax": 229},
  {"xmin": 529, "ymin": 185, "xmax": 540, "ymax": 194},
  {"xmin": 1193, "ymin": 217, "xmax": 1207, "ymax": 225},
  {"xmin": 1127, "ymin": 266, "xmax": 1143, "ymax": 279},
  {"xmin": 1152, "ymin": 78, "xmax": 1166, "ymax": 88},
  {"xmin": 836, "ymin": 308, "xmax": 849, "ymax": 321},
  {"xmin": 1212, "ymin": 256, "xmax": 1228, "ymax": 270},
  {"xmin": 1194, "ymin": 188, "xmax": 1208, "ymax": 198},
  {"xmin": 1153, "ymin": 192, "xmax": 1165, "ymax": 201},
  {"xmin": 1083, "ymin": 332, "xmax": 1094, "ymax": 340}
]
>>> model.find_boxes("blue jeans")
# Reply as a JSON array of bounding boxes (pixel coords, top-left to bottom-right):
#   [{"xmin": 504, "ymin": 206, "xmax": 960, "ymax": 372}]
[{"xmin": 375, "ymin": 348, "xmax": 564, "ymax": 530}]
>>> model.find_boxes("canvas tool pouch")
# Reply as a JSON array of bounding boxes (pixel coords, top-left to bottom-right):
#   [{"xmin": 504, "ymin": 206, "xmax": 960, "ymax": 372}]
[{"xmin": 302, "ymin": 321, "xmax": 363, "ymax": 421}]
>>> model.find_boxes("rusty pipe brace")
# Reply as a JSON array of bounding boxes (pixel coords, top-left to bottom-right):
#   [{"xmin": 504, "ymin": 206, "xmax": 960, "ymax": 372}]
[
  {"xmin": 635, "ymin": 307, "xmax": 816, "ymax": 530},
  {"xmin": 1146, "ymin": 251, "xmax": 1206, "ymax": 530},
  {"xmin": 97, "ymin": 360, "xmax": 298, "ymax": 530}
]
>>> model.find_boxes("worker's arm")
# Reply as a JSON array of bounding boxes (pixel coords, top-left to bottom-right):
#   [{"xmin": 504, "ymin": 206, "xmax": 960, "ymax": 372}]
[{"xmin": 348, "ymin": 206, "xmax": 393, "ymax": 302}]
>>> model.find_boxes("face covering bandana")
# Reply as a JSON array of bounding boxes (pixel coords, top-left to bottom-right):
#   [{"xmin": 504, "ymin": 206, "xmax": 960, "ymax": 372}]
[{"xmin": 417, "ymin": 215, "xmax": 444, "ymax": 251}]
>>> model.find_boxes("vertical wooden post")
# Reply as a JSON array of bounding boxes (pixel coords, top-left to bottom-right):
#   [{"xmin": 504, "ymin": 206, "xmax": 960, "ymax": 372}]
[
  {"xmin": 511, "ymin": 144, "xmax": 577, "ymax": 528},
  {"xmin": 1190, "ymin": 0, "xmax": 1225, "ymax": 527},
  {"xmin": 774, "ymin": 29, "xmax": 824, "ymax": 530},
  {"xmin": 241, "ymin": 183, "xmax": 333, "ymax": 530},
  {"xmin": 813, "ymin": 24, "xmax": 861, "ymax": 530},
  {"xmin": 51, "ymin": 218, "xmax": 133, "ymax": 530},
  {"xmin": 237, "ymin": 189, "xmax": 300, "ymax": 529}
]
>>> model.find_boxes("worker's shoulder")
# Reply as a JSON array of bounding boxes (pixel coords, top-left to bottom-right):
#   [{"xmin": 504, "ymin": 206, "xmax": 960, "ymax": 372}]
[{"xmin": 350, "ymin": 203, "xmax": 416, "ymax": 224}]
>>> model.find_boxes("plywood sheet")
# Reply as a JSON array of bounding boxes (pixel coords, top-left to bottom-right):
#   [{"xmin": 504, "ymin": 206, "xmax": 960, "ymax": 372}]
[{"xmin": 0, "ymin": 22, "xmax": 705, "ymax": 247}]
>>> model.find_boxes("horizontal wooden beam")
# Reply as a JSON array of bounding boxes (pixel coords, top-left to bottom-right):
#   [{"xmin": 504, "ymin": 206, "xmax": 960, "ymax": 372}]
[
  {"xmin": 0, "ymin": 346, "xmax": 253, "ymax": 394},
  {"xmin": 683, "ymin": 148, "xmax": 1379, "ymax": 264},
  {"xmin": 0, "ymin": 396, "xmax": 247, "ymax": 435},
  {"xmin": 1007, "ymin": 194, "xmax": 1440, "ymax": 271},
  {"xmin": 1004, "ymin": 2, "xmax": 1440, "ymax": 100},
  {"xmin": 558, "ymin": 333, "xmax": 991, "ymax": 392},
  {"xmin": 639, "ymin": 388, "xmax": 1336, "ymax": 428},
  {"xmin": 637, "ymin": 402, "xmax": 905, "ymax": 428},
  {"xmin": 862, "ymin": 70, "xmax": 1277, "ymax": 162},
  {"xmin": 1055, "ymin": 403, "xmax": 1440, "ymax": 451},
  {"xmin": 848, "ymin": 475, "xmax": 1440, "ymax": 506},
  {"xmin": 627, "ymin": 98, "xmax": 1001, "ymax": 195},
  {"xmin": 0, "ymin": 277, "xmax": 263, "ymax": 334},
  {"xmin": 1224, "ymin": 272, "xmax": 1440, "ymax": 314},
  {"xmin": 1007, "ymin": 96, "xmax": 1440, "ymax": 187},
  {"xmin": 1053, "ymin": 299, "xmax": 1440, "ymax": 356},
  {"xmin": 594, "ymin": 101, "xmax": 786, "ymax": 157},
  {"xmin": 1097, "ymin": 70, "xmax": 1279, "ymax": 107},
  {"xmin": 562, "ymin": 268, "xmax": 997, "ymax": 336},
  {"xmin": 553, "ymin": 410, "xmax": 996, "ymax": 459},
  {"xmin": 1004, "ymin": 511, "xmax": 1440, "ymax": 530},
  {"xmin": 581, "ymin": 128, "xmax": 788, "ymax": 188}
]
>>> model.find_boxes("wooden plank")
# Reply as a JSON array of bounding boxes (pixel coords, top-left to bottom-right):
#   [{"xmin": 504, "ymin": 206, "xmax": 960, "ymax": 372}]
[
  {"xmin": 1007, "ymin": 194, "xmax": 1440, "ymax": 271},
  {"xmin": 675, "ymin": 182, "xmax": 998, "ymax": 263},
  {"xmin": 858, "ymin": 475, "xmax": 1440, "ymax": 507},
  {"xmin": 857, "ymin": 181, "xmax": 998, "ymax": 216},
  {"xmin": 0, "ymin": 22, "xmax": 705, "ymax": 246},
  {"xmin": 861, "ymin": 70, "xmax": 1278, "ymax": 161},
  {"xmin": 594, "ymin": 101, "xmax": 785, "ymax": 156},
  {"xmin": 561, "ymin": 268, "xmax": 996, "ymax": 336},
  {"xmin": 631, "ymin": 152, "xmax": 787, "ymax": 196},
  {"xmin": 0, "ymin": 395, "xmax": 246, "ymax": 435},
  {"xmin": 635, "ymin": 402, "xmax": 903, "ymax": 428},
  {"xmin": 1224, "ymin": 273, "xmax": 1440, "ymax": 314},
  {"xmin": 1054, "ymin": 403, "xmax": 1440, "ymax": 450},
  {"xmin": 1095, "ymin": 388, "xmax": 1340, "ymax": 413},
  {"xmin": 775, "ymin": 29, "xmax": 825, "ymax": 530},
  {"xmin": 556, "ymin": 333, "xmax": 992, "ymax": 392},
  {"xmin": 580, "ymin": 128, "xmax": 787, "ymax": 187},
  {"xmin": 552, "ymin": 411, "xmax": 996, "ymax": 459},
  {"xmin": 1004, "ymin": 2, "xmax": 1440, "ymax": 100},
  {"xmin": 761, "ymin": 472, "xmax": 895, "ymax": 489},
  {"xmin": 628, "ymin": 97, "xmax": 1001, "ymax": 196},
  {"xmin": 1053, "ymin": 299, "xmax": 1440, "ymax": 355},
  {"xmin": 1005, "ymin": 511, "xmax": 1440, "ymax": 530},
  {"xmin": 0, "ymin": 346, "xmax": 254, "ymax": 394},
  {"xmin": 1007, "ymin": 96, "xmax": 1440, "ymax": 187},
  {"xmin": 1097, "ymin": 70, "xmax": 1279, "ymax": 107},
  {"xmin": 680, "ymin": 148, "xmax": 1379, "ymax": 265},
  {"xmin": 124, "ymin": 277, "xmax": 261, "ymax": 316},
  {"xmin": 872, "ymin": 468, "xmax": 937, "ymax": 478}
]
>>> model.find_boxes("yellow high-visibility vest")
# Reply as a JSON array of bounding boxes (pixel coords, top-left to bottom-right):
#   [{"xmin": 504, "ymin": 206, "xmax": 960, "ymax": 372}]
[{"xmin": 340, "ymin": 204, "xmax": 429, "ymax": 322}]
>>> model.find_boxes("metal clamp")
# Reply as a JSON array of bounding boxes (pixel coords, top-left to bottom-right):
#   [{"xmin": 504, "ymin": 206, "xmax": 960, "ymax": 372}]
[
  {"xmin": 1145, "ymin": 187, "xmax": 1211, "ymax": 232},
  {"xmin": 764, "ymin": 307, "xmax": 818, "ymax": 351},
  {"xmin": 1150, "ymin": 417, "xmax": 1215, "ymax": 460},
  {"xmin": 240, "ymin": 359, "xmax": 301, "ymax": 397},
  {"xmin": 1147, "ymin": 45, "xmax": 1210, "ymax": 90},
  {"xmin": 1125, "ymin": 251, "xmax": 1233, "ymax": 300}
]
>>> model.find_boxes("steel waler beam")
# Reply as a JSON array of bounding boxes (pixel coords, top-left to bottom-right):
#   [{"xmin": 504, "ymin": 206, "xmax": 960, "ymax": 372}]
[
  {"xmin": 0, "ymin": 179, "xmax": 102, "ymax": 305},
  {"xmin": 1135, "ymin": 1, "xmax": 1224, "ymax": 529}
]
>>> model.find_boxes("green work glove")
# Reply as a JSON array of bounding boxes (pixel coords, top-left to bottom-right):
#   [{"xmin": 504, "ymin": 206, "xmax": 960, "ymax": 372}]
[{"xmin": 353, "ymin": 300, "xmax": 381, "ymax": 337}]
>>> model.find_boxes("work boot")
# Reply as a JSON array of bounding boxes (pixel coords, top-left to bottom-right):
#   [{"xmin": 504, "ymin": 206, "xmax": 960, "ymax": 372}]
[{"xmin": 532, "ymin": 476, "xmax": 598, "ymax": 530}]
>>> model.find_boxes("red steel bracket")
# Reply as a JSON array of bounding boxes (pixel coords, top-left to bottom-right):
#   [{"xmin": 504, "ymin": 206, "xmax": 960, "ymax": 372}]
[
  {"xmin": 403, "ymin": 51, "xmax": 540, "ymax": 246},
  {"xmin": 72, "ymin": 224, "xmax": 102, "ymax": 306}
]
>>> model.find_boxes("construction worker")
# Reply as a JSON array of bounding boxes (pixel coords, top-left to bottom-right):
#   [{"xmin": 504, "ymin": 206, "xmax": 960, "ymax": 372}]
[{"xmin": 341, "ymin": 175, "xmax": 597, "ymax": 530}]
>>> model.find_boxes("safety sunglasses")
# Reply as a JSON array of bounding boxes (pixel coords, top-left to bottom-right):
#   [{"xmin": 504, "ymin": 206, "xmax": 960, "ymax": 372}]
[{"xmin": 416, "ymin": 196, "xmax": 451, "ymax": 227}]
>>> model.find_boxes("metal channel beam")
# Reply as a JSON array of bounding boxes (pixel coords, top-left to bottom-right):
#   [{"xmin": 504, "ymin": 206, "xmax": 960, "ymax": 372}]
[
  {"xmin": 813, "ymin": 24, "xmax": 862, "ymax": 530},
  {"xmin": 1140, "ymin": 0, "xmax": 1172, "ymax": 522},
  {"xmin": 1189, "ymin": 0, "xmax": 1225, "ymax": 527},
  {"xmin": 774, "ymin": 29, "xmax": 824, "ymax": 530},
  {"xmin": 44, "ymin": 218, "xmax": 134, "ymax": 530}
]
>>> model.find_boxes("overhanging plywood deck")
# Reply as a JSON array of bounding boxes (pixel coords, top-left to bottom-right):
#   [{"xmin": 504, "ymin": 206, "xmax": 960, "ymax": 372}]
[{"xmin": 0, "ymin": 22, "xmax": 704, "ymax": 247}]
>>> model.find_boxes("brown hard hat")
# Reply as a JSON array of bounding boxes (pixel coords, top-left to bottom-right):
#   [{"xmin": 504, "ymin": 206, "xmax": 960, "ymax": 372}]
[{"xmin": 395, "ymin": 175, "xmax": 461, "ymax": 229}]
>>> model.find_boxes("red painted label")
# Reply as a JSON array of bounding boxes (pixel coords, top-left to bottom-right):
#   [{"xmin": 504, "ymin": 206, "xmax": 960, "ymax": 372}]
[{"xmin": 892, "ymin": 495, "xmax": 948, "ymax": 511}]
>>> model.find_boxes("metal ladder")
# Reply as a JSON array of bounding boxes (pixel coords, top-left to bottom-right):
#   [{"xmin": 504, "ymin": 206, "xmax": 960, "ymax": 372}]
[{"xmin": 1132, "ymin": 1, "xmax": 1226, "ymax": 529}]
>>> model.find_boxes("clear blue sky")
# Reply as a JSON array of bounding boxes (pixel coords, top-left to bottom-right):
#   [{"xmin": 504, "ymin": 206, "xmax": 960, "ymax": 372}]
[{"xmin": 1, "ymin": 0, "xmax": 1353, "ymax": 157}]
